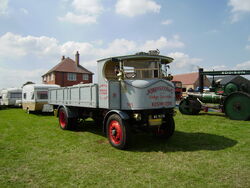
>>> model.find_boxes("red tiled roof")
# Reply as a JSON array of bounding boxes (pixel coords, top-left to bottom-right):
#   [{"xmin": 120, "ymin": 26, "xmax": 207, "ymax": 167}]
[
  {"xmin": 43, "ymin": 57, "xmax": 93, "ymax": 76},
  {"xmin": 172, "ymin": 72, "xmax": 199, "ymax": 85}
]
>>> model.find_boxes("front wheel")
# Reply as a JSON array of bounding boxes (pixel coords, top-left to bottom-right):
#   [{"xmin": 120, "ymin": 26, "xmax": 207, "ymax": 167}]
[
  {"xmin": 106, "ymin": 114, "xmax": 131, "ymax": 150},
  {"xmin": 155, "ymin": 116, "xmax": 175, "ymax": 139}
]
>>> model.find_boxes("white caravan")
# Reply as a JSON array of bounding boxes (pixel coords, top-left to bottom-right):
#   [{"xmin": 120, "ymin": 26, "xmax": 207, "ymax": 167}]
[
  {"xmin": 0, "ymin": 88, "xmax": 22, "ymax": 106},
  {"xmin": 22, "ymin": 84, "xmax": 60, "ymax": 113}
]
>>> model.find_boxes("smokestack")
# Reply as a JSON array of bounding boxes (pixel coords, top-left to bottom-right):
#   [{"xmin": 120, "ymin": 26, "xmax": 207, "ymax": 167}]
[
  {"xmin": 61, "ymin": 55, "xmax": 65, "ymax": 60},
  {"xmin": 75, "ymin": 51, "xmax": 79, "ymax": 66}
]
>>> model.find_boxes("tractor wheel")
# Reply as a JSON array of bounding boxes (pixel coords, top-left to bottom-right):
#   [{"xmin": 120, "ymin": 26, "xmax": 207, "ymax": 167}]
[
  {"xmin": 58, "ymin": 107, "xmax": 77, "ymax": 130},
  {"xmin": 179, "ymin": 98, "xmax": 201, "ymax": 115},
  {"xmin": 155, "ymin": 115, "xmax": 175, "ymax": 139},
  {"xmin": 224, "ymin": 92, "xmax": 250, "ymax": 120},
  {"xmin": 106, "ymin": 114, "xmax": 131, "ymax": 150}
]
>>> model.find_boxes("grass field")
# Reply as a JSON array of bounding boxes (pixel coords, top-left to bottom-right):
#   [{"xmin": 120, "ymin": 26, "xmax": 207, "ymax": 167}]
[{"xmin": 0, "ymin": 108, "xmax": 249, "ymax": 187}]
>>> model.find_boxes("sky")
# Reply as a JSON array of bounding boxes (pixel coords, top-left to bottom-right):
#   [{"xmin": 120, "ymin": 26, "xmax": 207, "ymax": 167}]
[{"xmin": 0, "ymin": 0, "xmax": 250, "ymax": 88}]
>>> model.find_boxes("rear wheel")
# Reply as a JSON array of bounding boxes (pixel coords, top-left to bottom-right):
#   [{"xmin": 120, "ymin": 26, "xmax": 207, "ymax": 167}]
[
  {"xmin": 155, "ymin": 116, "xmax": 175, "ymax": 138},
  {"xmin": 179, "ymin": 98, "xmax": 201, "ymax": 115},
  {"xmin": 58, "ymin": 107, "xmax": 77, "ymax": 130},
  {"xmin": 224, "ymin": 92, "xmax": 250, "ymax": 120},
  {"xmin": 106, "ymin": 114, "xmax": 131, "ymax": 149}
]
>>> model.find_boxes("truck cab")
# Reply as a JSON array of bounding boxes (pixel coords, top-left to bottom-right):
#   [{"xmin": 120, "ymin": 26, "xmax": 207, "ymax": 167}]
[{"xmin": 98, "ymin": 52, "xmax": 175, "ymax": 110}]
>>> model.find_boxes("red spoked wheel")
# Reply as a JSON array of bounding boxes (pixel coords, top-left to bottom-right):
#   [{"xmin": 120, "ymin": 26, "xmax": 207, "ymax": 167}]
[
  {"xmin": 109, "ymin": 120, "xmax": 123, "ymax": 145},
  {"xmin": 106, "ymin": 114, "xmax": 131, "ymax": 149},
  {"xmin": 58, "ymin": 107, "xmax": 76, "ymax": 130},
  {"xmin": 59, "ymin": 109, "xmax": 67, "ymax": 129}
]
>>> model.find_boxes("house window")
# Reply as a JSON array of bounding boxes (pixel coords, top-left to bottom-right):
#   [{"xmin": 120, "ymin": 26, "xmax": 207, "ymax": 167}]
[
  {"xmin": 68, "ymin": 73, "xmax": 76, "ymax": 81},
  {"xmin": 83, "ymin": 74, "xmax": 89, "ymax": 81}
]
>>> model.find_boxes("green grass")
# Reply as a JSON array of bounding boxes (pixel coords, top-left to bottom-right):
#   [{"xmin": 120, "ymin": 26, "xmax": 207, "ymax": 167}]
[{"xmin": 0, "ymin": 108, "xmax": 249, "ymax": 187}]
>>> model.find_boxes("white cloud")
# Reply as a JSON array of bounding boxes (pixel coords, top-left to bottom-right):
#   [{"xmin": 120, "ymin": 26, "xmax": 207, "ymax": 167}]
[
  {"xmin": 59, "ymin": 0, "xmax": 103, "ymax": 24},
  {"xmin": 0, "ymin": 32, "xmax": 184, "ymax": 59},
  {"xmin": 168, "ymin": 52, "xmax": 203, "ymax": 74},
  {"xmin": 235, "ymin": 60, "xmax": 250, "ymax": 69},
  {"xmin": 72, "ymin": 0, "xmax": 103, "ymax": 14},
  {"xmin": 0, "ymin": 32, "xmax": 60, "ymax": 57},
  {"xmin": 20, "ymin": 8, "xmax": 29, "ymax": 15},
  {"xmin": 0, "ymin": 0, "xmax": 9, "ymax": 15},
  {"xmin": 0, "ymin": 32, "xmax": 187, "ymax": 88},
  {"xmin": 246, "ymin": 45, "xmax": 250, "ymax": 50},
  {"xmin": 0, "ymin": 67, "xmax": 47, "ymax": 88},
  {"xmin": 58, "ymin": 12, "xmax": 97, "ymax": 24},
  {"xmin": 115, "ymin": 0, "xmax": 161, "ymax": 17},
  {"xmin": 228, "ymin": 0, "xmax": 250, "ymax": 22},
  {"xmin": 140, "ymin": 36, "xmax": 184, "ymax": 51},
  {"xmin": 161, "ymin": 19, "xmax": 173, "ymax": 25}
]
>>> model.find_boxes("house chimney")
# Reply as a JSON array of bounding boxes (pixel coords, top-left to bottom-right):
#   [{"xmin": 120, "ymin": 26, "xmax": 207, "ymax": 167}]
[
  {"xmin": 61, "ymin": 55, "xmax": 65, "ymax": 60},
  {"xmin": 75, "ymin": 51, "xmax": 79, "ymax": 66}
]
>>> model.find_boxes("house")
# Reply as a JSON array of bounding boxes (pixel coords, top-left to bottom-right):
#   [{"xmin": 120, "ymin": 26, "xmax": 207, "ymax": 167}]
[
  {"xmin": 173, "ymin": 72, "xmax": 210, "ymax": 91},
  {"xmin": 42, "ymin": 51, "xmax": 93, "ymax": 87}
]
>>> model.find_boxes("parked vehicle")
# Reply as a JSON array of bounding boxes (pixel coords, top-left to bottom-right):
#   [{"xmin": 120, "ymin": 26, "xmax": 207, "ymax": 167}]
[
  {"xmin": 172, "ymin": 81, "xmax": 183, "ymax": 100},
  {"xmin": 0, "ymin": 88, "xmax": 22, "ymax": 107},
  {"xmin": 49, "ymin": 51, "xmax": 176, "ymax": 149},
  {"xmin": 22, "ymin": 84, "xmax": 60, "ymax": 113},
  {"xmin": 179, "ymin": 68, "xmax": 250, "ymax": 120}
]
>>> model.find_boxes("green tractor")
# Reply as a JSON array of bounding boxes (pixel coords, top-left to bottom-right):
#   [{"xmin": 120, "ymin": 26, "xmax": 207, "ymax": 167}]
[{"xmin": 179, "ymin": 69, "xmax": 250, "ymax": 120}]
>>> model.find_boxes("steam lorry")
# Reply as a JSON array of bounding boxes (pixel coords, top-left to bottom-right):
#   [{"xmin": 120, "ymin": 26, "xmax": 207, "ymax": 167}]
[{"xmin": 49, "ymin": 51, "xmax": 176, "ymax": 149}]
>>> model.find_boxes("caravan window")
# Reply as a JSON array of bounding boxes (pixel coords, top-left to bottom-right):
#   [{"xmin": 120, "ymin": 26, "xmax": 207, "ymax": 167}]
[
  {"xmin": 23, "ymin": 93, "xmax": 27, "ymax": 99},
  {"xmin": 37, "ymin": 91, "xmax": 48, "ymax": 99},
  {"xmin": 10, "ymin": 92, "xmax": 22, "ymax": 99}
]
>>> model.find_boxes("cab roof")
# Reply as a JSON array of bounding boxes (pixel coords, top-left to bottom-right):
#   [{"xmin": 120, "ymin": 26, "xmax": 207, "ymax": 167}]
[{"xmin": 97, "ymin": 53, "xmax": 174, "ymax": 64}]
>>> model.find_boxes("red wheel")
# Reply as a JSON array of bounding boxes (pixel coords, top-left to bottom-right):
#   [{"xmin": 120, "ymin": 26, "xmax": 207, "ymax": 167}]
[
  {"xmin": 59, "ymin": 109, "xmax": 67, "ymax": 129},
  {"xmin": 109, "ymin": 120, "xmax": 123, "ymax": 145},
  {"xmin": 106, "ymin": 114, "xmax": 131, "ymax": 149},
  {"xmin": 58, "ymin": 107, "xmax": 76, "ymax": 130}
]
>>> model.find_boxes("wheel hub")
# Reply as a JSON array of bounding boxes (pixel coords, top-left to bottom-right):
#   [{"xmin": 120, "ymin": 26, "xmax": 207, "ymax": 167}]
[
  {"xmin": 109, "ymin": 120, "xmax": 122, "ymax": 145},
  {"xmin": 233, "ymin": 102, "xmax": 241, "ymax": 111},
  {"xmin": 111, "ymin": 128, "xmax": 117, "ymax": 136}
]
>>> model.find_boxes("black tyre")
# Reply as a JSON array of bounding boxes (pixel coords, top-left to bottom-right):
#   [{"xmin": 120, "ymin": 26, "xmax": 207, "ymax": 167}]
[
  {"xmin": 179, "ymin": 98, "xmax": 201, "ymax": 115},
  {"xmin": 106, "ymin": 114, "xmax": 131, "ymax": 149},
  {"xmin": 224, "ymin": 92, "xmax": 250, "ymax": 120},
  {"xmin": 155, "ymin": 116, "xmax": 175, "ymax": 139},
  {"xmin": 58, "ymin": 107, "xmax": 77, "ymax": 130}
]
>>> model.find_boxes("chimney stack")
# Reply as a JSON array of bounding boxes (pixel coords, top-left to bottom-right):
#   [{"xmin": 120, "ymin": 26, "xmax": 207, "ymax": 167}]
[
  {"xmin": 75, "ymin": 51, "xmax": 79, "ymax": 66},
  {"xmin": 61, "ymin": 55, "xmax": 65, "ymax": 60}
]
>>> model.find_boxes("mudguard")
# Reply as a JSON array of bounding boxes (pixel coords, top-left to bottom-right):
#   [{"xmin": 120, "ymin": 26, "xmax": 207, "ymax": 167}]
[
  {"xmin": 57, "ymin": 105, "xmax": 79, "ymax": 118},
  {"xmin": 103, "ymin": 110, "xmax": 130, "ymax": 133}
]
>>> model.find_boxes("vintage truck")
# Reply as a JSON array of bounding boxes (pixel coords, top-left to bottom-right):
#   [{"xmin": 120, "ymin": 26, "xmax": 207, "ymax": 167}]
[{"xmin": 49, "ymin": 51, "xmax": 176, "ymax": 149}]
